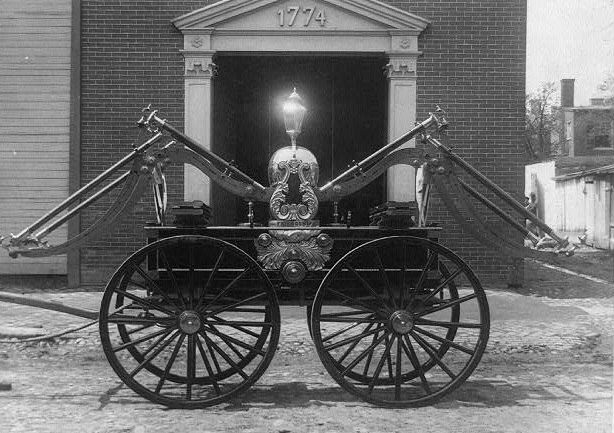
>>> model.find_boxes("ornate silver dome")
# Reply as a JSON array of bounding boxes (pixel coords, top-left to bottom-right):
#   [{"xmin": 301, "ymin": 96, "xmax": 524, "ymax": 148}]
[{"xmin": 267, "ymin": 145, "xmax": 319, "ymax": 221}]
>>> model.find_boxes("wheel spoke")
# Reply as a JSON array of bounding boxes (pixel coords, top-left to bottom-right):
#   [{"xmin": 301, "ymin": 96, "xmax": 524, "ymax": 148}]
[
  {"xmin": 139, "ymin": 328, "xmax": 177, "ymax": 358},
  {"xmin": 326, "ymin": 288, "xmax": 381, "ymax": 314},
  {"xmin": 206, "ymin": 325, "xmax": 248, "ymax": 360},
  {"xmin": 204, "ymin": 323, "xmax": 266, "ymax": 357},
  {"xmin": 113, "ymin": 287, "xmax": 176, "ymax": 317},
  {"xmin": 112, "ymin": 327, "xmax": 172, "ymax": 353},
  {"xmin": 341, "ymin": 330, "xmax": 390, "ymax": 376},
  {"xmin": 199, "ymin": 267, "xmax": 252, "ymax": 312},
  {"xmin": 188, "ymin": 245, "xmax": 196, "ymax": 310},
  {"xmin": 361, "ymin": 326, "xmax": 380, "ymax": 376},
  {"xmin": 320, "ymin": 310, "xmax": 377, "ymax": 318},
  {"xmin": 209, "ymin": 315, "xmax": 267, "ymax": 338},
  {"xmin": 322, "ymin": 316, "xmax": 373, "ymax": 343},
  {"xmin": 373, "ymin": 248, "xmax": 397, "ymax": 309},
  {"xmin": 337, "ymin": 323, "xmax": 377, "ymax": 364},
  {"xmin": 418, "ymin": 293, "xmax": 478, "ymax": 316},
  {"xmin": 215, "ymin": 307, "xmax": 266, "ymax": 314},
  {"xmin": 196, "ymin": 249, "xmax": 226, "ymax": 310},
  {"xmin": 324, "ymin": 324, "xmax": 383, "ymax": 352},
  {"xmin": 400, "ymin": 243, "xmax": 407, "ymax": 308},
  {"xmin": 413, "ymin": 326, "xmax": 475, "ymax": 355},
  {"xmin": 129, "ymin": 330, "xmax": 180, "ymax": 378},
  {"xmin": 127, "ymin": 278, "xmax": 150, "ymax": 291},
  {"xmin": 395, "ymin": 337, "xmax": 402, "ymax": 400},
  {"xmin": 345, "ymin": 263, "xmax": 390, "ymax": 312},
  {"xmin": 414, "ymin": 318, "xmax": 482, "ymax": 329},
  {"xmin": 310, "ymin": 236, "xmax": 489, "ymax": 407},
  {"xmin": 195, "ymin": 334, "xmax": 221, "ymax": 395},
  {"xmin": 132, "ymin": 263, "xmax": 181, "ymax": 311},
  {"xmin": 405, "ymin": 251, "xmax": 437, "ymax": 308},
  {"xmin": 100, "ymin": 236, "xmax": 281, "ymax": 408},
  {"xmin": 126, "ymin": 323, "xmax": 156, "ymax": 335},
  {"xmin": 385, "ymin": 335, "xmax": 394, "ymax": 380},
  {"xmin": 367, "ymin": 335, "xmax": 395, "ymax": 394},
  {"xmin": 410, "ymin": 331, "xmax": 456, "ymax": 379},
  {"xmin": 200, "ymin": 331, "xmax": 249, "ymax": 380},
  {"xmin": 107, "ymin": 314, "xmax": 175, "ymax": 326},
  {"xmin": 402, "ymin": 335, "xmax": 431, "ymax": 394},
  {"xmin": 155, "ymin": 333, "xmax": 186, "ymax": 394},
  {"xmin": 201, "ymin": 292, "xmax": 267, "ymax": 319},
  {"xmin": 318, "ymin": 316, "xmax": 386, "ymax": 324},
  {"xmin": 421, "ymin": 267, "xmax": 463, "ymax": 304},
  {"xmin": 157, "ymin": 249, "xmax": 185, "ymax": 309},
  {"xmin": 186, "ymin": 334, "xmax": 196, "ymax": 400},
  {"xmin": 204, "ymin": 331, "xmax": 223, "ymax": 376}
]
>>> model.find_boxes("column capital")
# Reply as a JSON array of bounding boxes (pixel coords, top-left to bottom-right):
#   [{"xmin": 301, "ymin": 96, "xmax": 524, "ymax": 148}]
[
  {"xmin": 180, "ymin": 50, "xmax": 217, "ymax": 78},
  {"xmin": 383, "ymin": 52, "xmax": 419, "ymax": 79}
]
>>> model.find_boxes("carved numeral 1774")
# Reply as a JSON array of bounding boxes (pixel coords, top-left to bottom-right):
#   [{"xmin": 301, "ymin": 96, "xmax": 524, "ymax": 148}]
[{"xmin": 277, "ymin": 7, "xmax": 326, "ymax": 27}]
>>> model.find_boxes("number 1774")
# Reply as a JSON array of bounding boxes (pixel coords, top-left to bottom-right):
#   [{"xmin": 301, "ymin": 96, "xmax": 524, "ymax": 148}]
[{"xmin": 277, "ymin": 6, "xmax": 326, "ymax": 27}]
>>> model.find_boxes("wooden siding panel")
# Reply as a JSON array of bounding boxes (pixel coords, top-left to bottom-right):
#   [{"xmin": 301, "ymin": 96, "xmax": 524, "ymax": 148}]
[
  {"xmin": 0, "ymin": 0, "xmax": 72, "ymax": 274},
  {"xmin": 592, "ymin": 178, "xmax": 611, "ymax": 249}
]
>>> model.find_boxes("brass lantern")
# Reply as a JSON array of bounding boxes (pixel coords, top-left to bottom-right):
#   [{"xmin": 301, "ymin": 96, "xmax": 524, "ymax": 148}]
[
  {"xmin": 282, "ymin": 88, "xmax": 307, "ymax": 152},
  {"xmin": 268, "ymin": 88, "xmax": 319, "ymax": 189}
]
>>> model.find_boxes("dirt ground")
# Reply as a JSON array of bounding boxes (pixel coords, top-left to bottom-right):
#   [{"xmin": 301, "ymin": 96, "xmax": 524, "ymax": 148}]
[{"xmin": 0, "ymin": 323, "xmax": 611, "ymax": 433}]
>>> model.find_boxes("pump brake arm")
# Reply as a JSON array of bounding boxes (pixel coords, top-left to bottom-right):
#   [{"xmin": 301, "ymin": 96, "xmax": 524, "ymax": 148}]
[
  {"xmin": 9, "ymin": 163, "xmax": 150, "ymax": 258},
  {"xmin": 316, "ymin": 148, "xmax": 426, "ymax": 202},
  {"xmin": 166, "ymin": 145, "xmax": 273, "ymax": 202},
  {"xmin": 433, "ymin": 172, "xmax": 562, "ymax": 261}
]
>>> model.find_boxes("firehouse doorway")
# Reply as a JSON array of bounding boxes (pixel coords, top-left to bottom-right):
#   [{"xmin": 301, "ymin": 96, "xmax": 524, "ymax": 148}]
[{"xmin": 211, "ymin": 55, "xmax": 388, "ymax": 226}]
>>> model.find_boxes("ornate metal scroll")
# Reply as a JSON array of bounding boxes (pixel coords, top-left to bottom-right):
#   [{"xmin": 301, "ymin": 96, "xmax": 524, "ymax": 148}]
[
  {"xmin": 269, "ymin": 157, "xmax": 319, "ymax": 221},
  {"xmin": 259, "ymin": 146, "xmax": 329, "ymax": 273},
  {"xmin": 255, "ymin": 230, "xmax": 333, "ymax": 271}
]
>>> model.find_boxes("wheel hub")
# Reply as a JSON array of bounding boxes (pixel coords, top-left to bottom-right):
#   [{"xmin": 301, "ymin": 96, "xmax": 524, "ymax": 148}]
[
  {"xmin": 390, "ymin": 310, "xmax": 414, "ymax": 334},
  {"xmin": 178, "ymin": 311, "xmax": 202, "ymax": 334},
  {"xmin": 282, "ymin": 260, "xmax": 307, "ymax": 284}
]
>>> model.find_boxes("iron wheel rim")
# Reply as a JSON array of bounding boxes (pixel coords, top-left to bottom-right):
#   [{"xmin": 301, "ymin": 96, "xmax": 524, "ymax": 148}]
[
  {"xmin": 99, "ymin": 235, "xmax": 280, "ymax": 408},
  {"xmin": 310, "ymin": 236, "xmax": 489, "ymax": 407}
]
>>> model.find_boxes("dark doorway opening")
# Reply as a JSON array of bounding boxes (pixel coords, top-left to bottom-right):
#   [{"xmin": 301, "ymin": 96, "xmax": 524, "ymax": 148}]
[{"xmin": 212, "ymin": 55, "xmax": 388, "ymax": 226}]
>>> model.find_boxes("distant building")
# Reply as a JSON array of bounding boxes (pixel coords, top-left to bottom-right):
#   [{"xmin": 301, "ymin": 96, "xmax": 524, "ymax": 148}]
[
  {"xmin": 559, "ymin": 79, "xmax": 614, "ymax": 157},
  {"xmin": 526, "ymin": 79, "xmax": 614, "ymax": 249}
]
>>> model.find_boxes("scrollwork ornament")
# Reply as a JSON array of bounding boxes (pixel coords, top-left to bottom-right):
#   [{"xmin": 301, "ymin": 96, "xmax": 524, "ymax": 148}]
[
  {"xmin": 185, "ymin": 58, "xmax": 218, "ymax": 77},
  {"xmin": 191, "ymin": 36, "xmax": 204, "ymax": 48},
  {"xmin": 383, "ymin": 58, "xmax": 417, "ymax": 78},
  {"xmin": 254, "ymin": 230, "xmax": 333, "ymax": 271},
  {"xmin": 269, "ymin": 159, "xmax": 319, "ymax": 221}
]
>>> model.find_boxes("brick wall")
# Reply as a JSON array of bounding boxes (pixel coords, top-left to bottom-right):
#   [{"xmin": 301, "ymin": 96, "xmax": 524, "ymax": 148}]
[
  {"xmin": 79, "ymin": 0, "xmax": 526, "ymax": 286},
  {"xmin": 404, "ymin": 0, "xmax": 527, "ymax": 283},
  {"xmin": 80, "ymin": 1, "xmax": 214, "ymax": 285}
]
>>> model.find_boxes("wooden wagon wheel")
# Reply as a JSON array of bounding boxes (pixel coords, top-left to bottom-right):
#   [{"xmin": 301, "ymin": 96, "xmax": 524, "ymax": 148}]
[
  {"xmin": 99, "ymin": 235, "xmax": 280, "ymax": 408},
  {"xmin": 310, "ymin": 236, "xmax": 489, "ymax": 407}
]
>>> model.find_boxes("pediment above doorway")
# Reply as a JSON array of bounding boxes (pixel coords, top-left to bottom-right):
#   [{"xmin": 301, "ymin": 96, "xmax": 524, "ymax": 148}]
[
  {"xmin": 175, "ymin": 0, "xmax": 429, "ymax": 207},
  {"xmin": 173, "ymin": 0, "xmax": 430, "ymax": 53}
]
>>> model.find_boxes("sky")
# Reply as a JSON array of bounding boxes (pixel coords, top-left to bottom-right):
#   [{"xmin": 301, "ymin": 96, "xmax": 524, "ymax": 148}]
[{"xmin": 526, "ymin": 0, "xmax": 614, "ymax": 105}]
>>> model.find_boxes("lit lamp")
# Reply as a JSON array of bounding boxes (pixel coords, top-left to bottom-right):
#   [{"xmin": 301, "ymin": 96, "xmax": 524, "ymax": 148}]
[{"xmin": 282, "ymin": 88, "xmax": 306, "ymax": 154}]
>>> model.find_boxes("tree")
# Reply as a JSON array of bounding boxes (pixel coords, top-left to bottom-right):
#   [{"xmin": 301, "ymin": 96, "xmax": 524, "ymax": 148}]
[
  {"xmin": 597, "ymin": 73, "xmax": 614, "ymax": 105},
  {"xmin": 525, "ymin": 82, "xmax": 559, "ymax": 160}
]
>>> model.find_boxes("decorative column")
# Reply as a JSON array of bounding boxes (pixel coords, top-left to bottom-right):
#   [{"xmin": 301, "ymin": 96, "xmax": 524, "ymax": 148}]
[
  {"xmin": 182, "ymin": 48, "xmax": 216, "ymax": 203},
  {"xmin": 385, "ymin": 40, "xmax": 420, "ymax": 202}
]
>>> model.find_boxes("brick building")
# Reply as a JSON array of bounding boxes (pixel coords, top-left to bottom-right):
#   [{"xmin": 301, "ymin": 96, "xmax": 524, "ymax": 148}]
[{"xmin": 1, "ymin": 0, "xmax": 527, "ymax": 287}]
